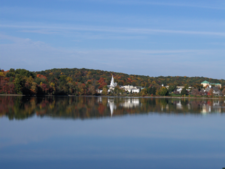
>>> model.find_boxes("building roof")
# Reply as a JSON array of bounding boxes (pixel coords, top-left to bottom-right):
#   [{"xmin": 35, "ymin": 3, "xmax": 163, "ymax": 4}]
[
  {"xmin": 201, "ymin": 81, "xmax": 221, "ymax": 85},
  {"xmin": 201, "ymin": 81, "xmax": 210, "ymax": 84}
]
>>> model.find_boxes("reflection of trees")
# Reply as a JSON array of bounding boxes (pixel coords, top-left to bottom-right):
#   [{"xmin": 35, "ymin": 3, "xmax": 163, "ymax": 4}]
[
  {"xmin": 0, "ymin": 96, "xmax": 225, "ymax": 120},
  {"xmin": 0, "ymin": 96, "xmax": 35, "ymax": 120}
]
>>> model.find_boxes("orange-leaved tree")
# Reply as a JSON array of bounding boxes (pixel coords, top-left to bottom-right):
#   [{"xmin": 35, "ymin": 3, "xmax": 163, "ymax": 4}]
[{"xmin": 98, "ymin": 77, "xmax": 107, "ymax": 89}]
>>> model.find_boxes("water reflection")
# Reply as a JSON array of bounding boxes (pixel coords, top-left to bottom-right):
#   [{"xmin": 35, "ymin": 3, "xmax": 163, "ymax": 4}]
[
  {"xmin": 107, "ymin": 98, "xmax": 140, "ymax": 116},
  {"xmin": 108, "ymin": 98, "xmax": 116, "ymax": 116},
  {"xmin": 0, "ymin": 96, "xmax": 225, "ymax": 120},
  {"xmin": 120, "ymin": 98, "xmax": 140, "ymax": 108}
]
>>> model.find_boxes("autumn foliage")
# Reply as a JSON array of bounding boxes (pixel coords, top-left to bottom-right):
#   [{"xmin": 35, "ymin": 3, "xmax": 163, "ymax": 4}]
[
  {"xmin": 36, "ymin": 74, "xmax": 47, "ymax": 80},
  {"xmin": 0, "ymin": 68, "xmax": 225, "ymax": 96},
  {"xmin": 98, "ymin": 77, "xmax": 107, "ymax": 89}
]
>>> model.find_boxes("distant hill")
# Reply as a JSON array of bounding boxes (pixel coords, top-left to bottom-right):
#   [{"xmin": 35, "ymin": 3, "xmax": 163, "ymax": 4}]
[{"xmin": 37, "ymin": 68, "xmax": 225, "ymax": 87}]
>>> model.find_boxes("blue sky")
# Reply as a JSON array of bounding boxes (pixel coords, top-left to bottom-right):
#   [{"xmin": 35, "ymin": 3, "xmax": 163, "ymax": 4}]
[{"xmin": 0, "ymin": 0, "xmax": 225, "ymax": 78}]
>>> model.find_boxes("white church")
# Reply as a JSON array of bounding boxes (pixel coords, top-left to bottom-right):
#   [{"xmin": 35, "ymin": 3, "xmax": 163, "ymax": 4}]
[
  {"xmin": 108, "ymin": 75, "xmax": 118, "ymax": 91},
  {"xmin": 97, "ymin": 75, "xmax": 142, "ymax": 94}
]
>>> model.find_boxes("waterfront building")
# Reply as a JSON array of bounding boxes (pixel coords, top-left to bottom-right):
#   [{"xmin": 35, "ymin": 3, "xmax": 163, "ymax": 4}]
[
  {"xmin": 120, "ymin": 85, "xmax": 141, "ymax": 93},
  {"xmin": 204, "ymin": 86, "xmax": 223, "ymax": 96},
  {"xmin": 201, "ymin": 81, "xmax": 221, "ymax": 88}
]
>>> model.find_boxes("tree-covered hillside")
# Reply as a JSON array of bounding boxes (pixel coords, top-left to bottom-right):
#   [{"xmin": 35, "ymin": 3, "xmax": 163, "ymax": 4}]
[
  {"xmin": 37, "ymin": 68, "xmax": 225, "ymax": 87},
  {"xmin": 0, "ymin": 67, "xmax": 224, "ymax": 95}
]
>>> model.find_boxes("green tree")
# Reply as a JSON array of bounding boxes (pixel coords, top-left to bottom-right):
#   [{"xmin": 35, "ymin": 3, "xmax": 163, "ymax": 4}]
[
  {"xmin": 181, "ymin": 88, "xmax": 188, "ymax": 95},
  {"xmin": 147, "ymin": 87, "xmax": 156, "ymax": 95},
  {"xmin": 14, "ymin": 75, "xmax": 25, "ymax": 94},
  {"xmin": 15, "ymin": 69, "xmax": 35, "ymax": 78},
  {"xmin": 158, "ymin": 87, "xmax": 168, "ymax": 96},
  {"xmin": 9, "ymin": 68, "xmax": 15, "ymax": 72},
  {"xmin": 59, "ymin": 75, "xmax": 67, "ymax": 85},
  {"xmin": 140, "ymin": 88, "xmax": 147, "ymax": 96},
  {"xmin": 168, "ymin": 86, "xmax": 176, "ymax": 93},
  {"xmin": 6, "ymin": 72, "xmax": 15, "ymax": 78},
  {"xmin": 9, "ymin": 77, "xmax": 14, "ymax": 82}
]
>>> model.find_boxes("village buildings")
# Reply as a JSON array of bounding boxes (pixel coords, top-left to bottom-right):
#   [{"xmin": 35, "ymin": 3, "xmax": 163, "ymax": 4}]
[
  {"xmin": 201, "ymin": 81, "xmax": 222, "ymax": 88},
  {"xmin": 201, "ymin": 81, "xmax": 223, "ymax": 96},
  {"xmin": 98, "ymin": 75, "xmax": 224, "ymax": 96},
  {"xmin": 107, "ymin": 75, "xmax": 142, "ymax": 93},
  {"xmin": 120, "ymin": 85, "xmax": 141, "ymax": 93}
]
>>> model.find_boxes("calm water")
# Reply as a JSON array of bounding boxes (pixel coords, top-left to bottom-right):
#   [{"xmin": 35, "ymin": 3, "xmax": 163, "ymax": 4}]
[{"xmin": 0, "ymin": 96, "xmax": 225, "ymax": 169}]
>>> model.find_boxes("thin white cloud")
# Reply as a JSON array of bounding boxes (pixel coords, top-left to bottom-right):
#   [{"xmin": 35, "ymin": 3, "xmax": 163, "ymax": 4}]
[{"xmin": 1, "ymin": 23, "xmax": 225, "ymax": 37}]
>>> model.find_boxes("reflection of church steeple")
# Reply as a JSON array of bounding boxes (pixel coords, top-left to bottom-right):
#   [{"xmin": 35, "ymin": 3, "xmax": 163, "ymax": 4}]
[{"xmin": 108, "ymin": 98, "xmax": 117, "ymax": 116}]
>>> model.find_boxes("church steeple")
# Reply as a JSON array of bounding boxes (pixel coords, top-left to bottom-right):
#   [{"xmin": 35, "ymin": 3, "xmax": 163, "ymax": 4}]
[
  {"xmin": 109, "ymin": 75, "xmax": 117, "ymax": 87},
  {"xmin": 110, "ymin": 75, "xmax": 114, "ymax": 87}
]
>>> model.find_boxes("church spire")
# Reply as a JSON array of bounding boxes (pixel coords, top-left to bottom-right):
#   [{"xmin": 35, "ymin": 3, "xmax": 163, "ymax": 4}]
[
  {"xmin": 109, "ymin": 75, "xmax": 117, "ymax": 88},
  {"xmin": 110, "ymin": 75, "xmax": 114, "ymax": 86}
]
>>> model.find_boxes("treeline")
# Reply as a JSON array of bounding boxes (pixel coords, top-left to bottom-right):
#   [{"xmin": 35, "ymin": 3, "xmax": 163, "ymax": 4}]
[{"xmin": 0, "ymin": 68, "xmax": 225, "ymax": 95}]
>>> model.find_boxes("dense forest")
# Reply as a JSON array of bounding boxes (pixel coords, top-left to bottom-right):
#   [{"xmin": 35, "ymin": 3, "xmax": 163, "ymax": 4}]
[{"xmin": 0, "ymin": 68, "xmax": 224, "ymax": 96}]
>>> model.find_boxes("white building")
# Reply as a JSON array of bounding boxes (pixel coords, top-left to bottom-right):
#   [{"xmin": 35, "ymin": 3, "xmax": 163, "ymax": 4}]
[
  {"xmin": 96, "ymin": 89, "xmax": 102, "ymax": 94},
  {"xmin": 176, "ymin": 86, "xmax": 192, "ymax": 93},
  {"xmin": 176, "ymin": 86, "xmax": 185, "ymax": 93},
  {"xmin": 120, "ymin": 85, "xmax": 140, "ymax": 93}
]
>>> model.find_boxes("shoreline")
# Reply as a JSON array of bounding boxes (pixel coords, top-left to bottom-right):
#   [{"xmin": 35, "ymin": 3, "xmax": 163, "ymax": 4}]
[
  {"xmin": 99, "ymin": 96, "xmax": 225, "ymax": 100},
  {"xmin": 0, "ymin": 94, "xmax": 224, "ymax": 99},
  {"xmin": 0, "ymin": 94, "xmax": 25, "ymax": 96}
]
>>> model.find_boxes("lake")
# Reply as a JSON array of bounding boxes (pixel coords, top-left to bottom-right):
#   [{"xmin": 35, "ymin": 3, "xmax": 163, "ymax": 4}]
[{"xmin": 0, "ymin": 96, "xmax": 225, "ymax": 169}]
